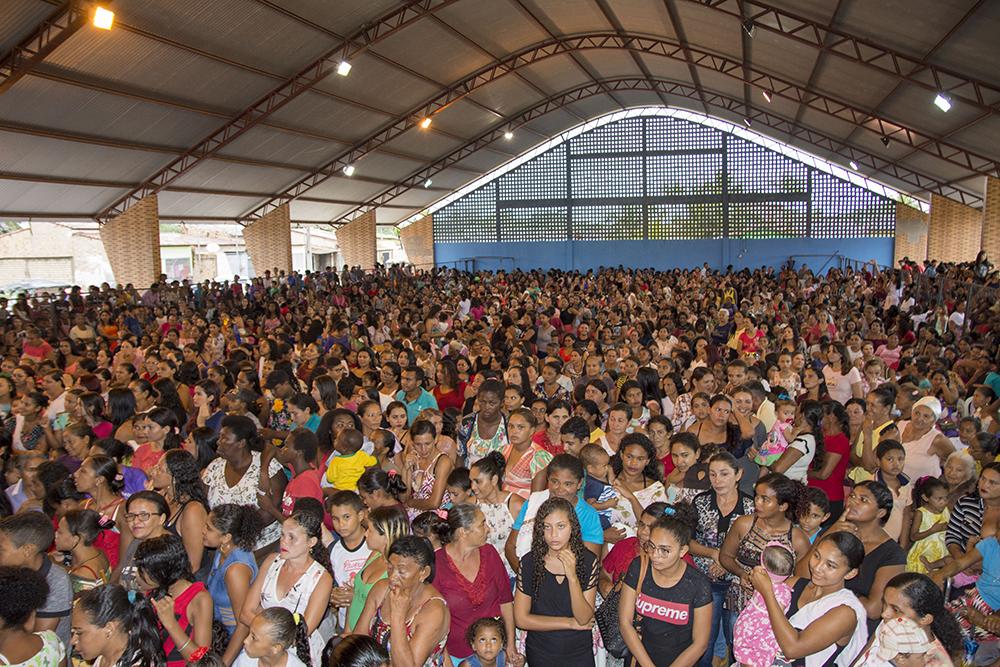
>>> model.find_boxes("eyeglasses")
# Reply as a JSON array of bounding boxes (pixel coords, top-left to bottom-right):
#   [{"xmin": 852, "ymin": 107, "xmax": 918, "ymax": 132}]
[
  {"xmin": 125, "ymin": 511, "xmax": 163, "ymax": 523},
  {"xmin": 642, "ymin": 540, "xmax": 672, "ymax": 557}
]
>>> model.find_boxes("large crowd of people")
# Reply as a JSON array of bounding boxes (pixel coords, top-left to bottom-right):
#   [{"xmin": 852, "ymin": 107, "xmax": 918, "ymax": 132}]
[{"xmin": 0, "ymin": 252, "xmax": 998, "ymax": 667}]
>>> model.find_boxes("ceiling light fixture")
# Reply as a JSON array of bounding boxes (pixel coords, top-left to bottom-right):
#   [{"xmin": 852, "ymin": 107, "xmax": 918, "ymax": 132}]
[
  {"xmin": 503, "ymin": 130, "xmax": 514, "ymax": 141},
  {"xmin": 423, "ymin": 179, "xmax": 433, "ymax": 188},
  {"xmin": 743, "ymin": 117, "xmax": 752, "ymax": 127},
  {"xmin": 419, "ymin": 117, "xmax": 432, "ymax": 129},
  {"xmin": 880, "ymin": 135, "xmax": 891, "ymax": 147},
  {"xmin": 742, "ymin": 19, "xmax": 755, "ymax": 37},
  {"xmin": 933, "ymin": 93, "xmax": 952, "ymax": 112},
  {"xmin": 342, "ymin": 164, "xmax": 355, "ymax": 177},
  {"xmin": 849, "ymin": 161, "xmax": 859, "ymax": 170},
  {"xmin": 92, "ymin": 6, "xmax": 114, "ymax": 30},
  {"xmin": 761, "ymin": 89, "xmax": 771, "ymax": 103},
  {"xmin": 336, "ymin": 61, "xmax": 352, "ymax": 77}
]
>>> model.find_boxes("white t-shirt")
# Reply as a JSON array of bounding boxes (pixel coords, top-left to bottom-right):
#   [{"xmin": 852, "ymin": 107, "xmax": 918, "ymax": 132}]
[
  {"xmin": 234, "ymin": 651, "xmax": 307, "ymax": 667},
  {"xmin": 330, "ymin": 538, "xmax": 371, "ymax": 627},
  {"xmin": 784, "ymin": 433, "xmax": 817, "ymax": 482},
  {"xmin": 823, "ymin": 365, "xmax": 862, "ymax": 405}
]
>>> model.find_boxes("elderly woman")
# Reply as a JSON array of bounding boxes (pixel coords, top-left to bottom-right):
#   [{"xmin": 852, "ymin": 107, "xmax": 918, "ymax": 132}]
[
  {"xmin": 941, "ymin": 450, "xmax": 977, "ymax": 509},
  {"xmin": 355, "ymin": 535, "xmax": 450, "ymax": 667},
  {"xmin": 434, "ymin": 504, "xmax": 519, "ymax": 665},
  {"xmin": 897, "ymin": 396, "xmax": 956, "ymax": 481}
]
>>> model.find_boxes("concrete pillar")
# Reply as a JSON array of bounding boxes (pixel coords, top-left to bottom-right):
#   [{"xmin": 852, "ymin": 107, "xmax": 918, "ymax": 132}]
[
  {"xmin": 242, "ymin": 204, "xmax": 292, "ymax": 276},
  {"xmin": 99, "ymin": 194, "xmax": 161, "ymax": 288},
  {"xmin": 894, "ymin": 202, "xmax": 929, "ymax": 264},
  {"xmin": 983, "ymin": 176, "xmax": 1000, "ymax": 264},
  {"xmin": 336, "ymin": 210, "xmax": 377, "ymax": 271},
  {"xmin": 927, "ymin": 194, "xmax": 982, "ymax": 263},
  {"xmin": 400, "ymin": 214, "xmax": 434, "ymax": 268}
]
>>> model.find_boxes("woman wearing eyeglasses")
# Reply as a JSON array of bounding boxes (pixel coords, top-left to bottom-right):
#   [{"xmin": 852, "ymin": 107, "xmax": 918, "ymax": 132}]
[
  {"xmin": 110, "ymin": 490, "xmax": 170, "ymax": 591},
  {"xmin": 618, "ymin": 501, "xmax": 713, "ymax": 667}
]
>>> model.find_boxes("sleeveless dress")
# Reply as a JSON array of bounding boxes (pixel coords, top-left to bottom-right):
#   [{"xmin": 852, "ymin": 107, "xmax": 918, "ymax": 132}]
[
  {"xmin": 479, "ymin": 495, "xmax": 516, "ymax": 577},
  {"xmin": 260, "ymin": 557, "xmax": 329, "ymax": 665},
  {"xmin": 68, "ymin": 556, "xmax": 110, "ymax": 596},
  {"xmin": 906, "ymin": 507, "xmax": 951, "ymax": 574},
  {"xmin": 83, "ymin": 496, "xmax": 123, "ymax": 569},
  {"xmin": 776, "ymin": 579, "xmax": 868, "ymax": 667},
  {"xmin": 727, "ymin": 516, "xmax": 795, "ymax": 613},
  {"xmin": 206, "ymin": 548, "xmax": 258, "ymax": 634},
  {"xmin": 501, "ymin": 442, "xmax": 552, "ymax": 500},
  {"xmin": 465, "ymin": 416, "xmax": 508, "ymax": 466},
  {"xmin": 0, "ymin": 630, "xmax": 65, "ymax": 666},
  {"xmin": 370, "ymin": 594, "xmax": 448, "ymax": 667},
  {"xmin": 347, "ymin": 552, "xmax": 387, "ymax": 631},
  {"xmin": 161, "ymin": 582, "xmax": 207, "ymax": 667},
  {"xmin": 898, "ymin": 421, "xmax": 944, "ymax": 480},
  {"xmin": 406, "ymin": 452, "xmax": 450, "ymax": 520}
]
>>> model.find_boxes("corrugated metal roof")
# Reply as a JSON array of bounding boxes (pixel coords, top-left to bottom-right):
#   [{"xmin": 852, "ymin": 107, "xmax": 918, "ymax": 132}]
[{"xmin": 0, "ymin": 0, "xmax": 996, "ymax": 225}]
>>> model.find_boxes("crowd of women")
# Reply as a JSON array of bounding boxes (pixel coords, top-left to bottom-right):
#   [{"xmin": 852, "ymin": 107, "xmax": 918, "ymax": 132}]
[{"xmin": 0, "ymin": 255, "xmax": 998, "ymax": 667}]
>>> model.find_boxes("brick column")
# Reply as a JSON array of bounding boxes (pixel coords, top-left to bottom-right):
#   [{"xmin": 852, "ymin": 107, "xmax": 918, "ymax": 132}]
[
  {"xmin": 927, "ymin": 194, "xmax": 982, "ymax": 262},
  {"xmin": 400, "ymin": 214, "xmax": 434, "ymax": 268},
  {"xmin": 242, "ymin": 204, "xmax": 292, "ymax": 276},
  {"xmin": 983, "ymin": 176, "xmax": 1000, "ymax": 264},
  {"xmin": 99, "ymin": 194, "xmax": 161, "ymax": 288},
  {"xmin": 894, "ymin": 202, "xmax": 929, "ymax": 264},
  {"xmin": 336, "ymin": 210, "xmax": 376, "ymax": 270}
]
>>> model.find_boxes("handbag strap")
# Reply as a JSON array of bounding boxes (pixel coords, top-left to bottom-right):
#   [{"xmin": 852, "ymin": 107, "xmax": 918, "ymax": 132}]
[{"xmin": 634, "ymin": 554, "xmax": 650, "ymax": 619}]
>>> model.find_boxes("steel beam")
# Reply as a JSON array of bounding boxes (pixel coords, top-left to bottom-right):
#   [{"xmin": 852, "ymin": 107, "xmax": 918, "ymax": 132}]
[
  {"xmin": 329, "ymin": 77, "xmax": 981, "ymax": 226},
  {"xmin": 0, "ymin": 1, "xmax": 87, "ymax": 95},
  {"xmin": 93, "ymin": 0, "xmax": 459, "ymax": 223},
  {"xmin": 694, "ymin": 0, "xmax": 1000, "ymax": 115},
  {"xmin": 239, "ymin": 32, "xmax": 995, "ymax": 223}
]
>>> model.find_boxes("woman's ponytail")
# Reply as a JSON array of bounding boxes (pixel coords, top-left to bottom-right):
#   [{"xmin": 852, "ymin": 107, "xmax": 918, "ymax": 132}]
[
  {"xmin": 293, "ymin": 614, "xmax": 313, "ymax": 667},
  {"xmin": 124, "ymin": 591, "xmax": 167, "ymax": 667}
]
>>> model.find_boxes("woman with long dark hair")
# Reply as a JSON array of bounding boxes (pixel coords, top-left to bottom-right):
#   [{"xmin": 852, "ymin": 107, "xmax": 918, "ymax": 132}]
[
  {"xmin": 148, "ymin": 449, "xmax": 209, "ymax": 572},
  {"xmin": 72, "ymin": 583, "xmax": 166, "ymax": 666},
  {"xmin": 513, "ymin": 496, "xmax": 599, "ymax": 667},
  {"xmin": 134, "ymin": 535, "xmax": 213, "ymax": 666},
  {"xmin": 771, "ymin": 400, "xmax": 827, "ymax": 483},
  {"xmin": 807, "ymin": 400, "xmax": 852, "ymax": 522}
]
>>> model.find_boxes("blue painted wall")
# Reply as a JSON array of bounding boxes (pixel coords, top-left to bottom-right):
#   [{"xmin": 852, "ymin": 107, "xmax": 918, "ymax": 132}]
[{"xmin": 433, "ymin": 238, "xmax": 894, "ymax": 273}]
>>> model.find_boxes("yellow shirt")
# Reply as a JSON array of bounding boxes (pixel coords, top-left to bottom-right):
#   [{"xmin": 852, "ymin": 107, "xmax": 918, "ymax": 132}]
[
  {"xmin": 589, "ymin": 427, "xmax": 606, "ymax": 443},
  {"xmin": 325, "ymin": 450, "xmax": 377, "ymax": 491},
  {"xmin": 849, "ymin": 420, "xmax": 895, "ymax": 484}
]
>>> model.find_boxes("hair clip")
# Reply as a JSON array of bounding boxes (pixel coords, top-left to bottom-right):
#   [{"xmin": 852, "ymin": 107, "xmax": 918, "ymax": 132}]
[
  {"xmin": 662, "ymin": 507, "xmax": 676, "ymax": 517},
  {"xmin": 292, "ymin": 612, "xmax": 302, "ymax": 625},
  {"xmin": 188, "ymin": 646, "xmax": 209, "ymax": 662},
  {"xmin": 114, "ymin": 473, "xmax": 124, "ymax": 481},
  {"xmin": 127, "ymin": 590, "xmax": 137, "ymax": 603}
]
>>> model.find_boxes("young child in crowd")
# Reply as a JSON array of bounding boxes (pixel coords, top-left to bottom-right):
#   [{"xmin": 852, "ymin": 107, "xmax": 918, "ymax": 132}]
[
  {"xmin": 412, "ymin": 510, "xmax": 448, "ymax": 550},
  {"xmin": 874, "ymin": 440, "xmax": 911, "ymax": 543},
  {"xmin": 754, "ymin": 400, "xmax": 797, "ymax": 467},
  {"xmin": 233, "ymin": 608, "xmax": 309, "ymax": 667},
  {"xmin": 580, "ymin": 444, "xmax": 616, "ymax": 530},
  {"xmin": 905, "ymin": 476, "xmax": 949, "ymax": 574},
  {"xmin": 324, "ymin": 428, "xmax": 377, "ymax": 492},
  {"xmin": 446, "ymin": 467, "xmax": 474, "ymax": 507},
  {"xmin": 799, "ymin": 487, "xmax": 831, "ymax": 543},
  {"xmin": 326, "ymin": 491, "xmax": 371, "ymax": 630},
  {"xmin": 733, "ymin": 542, "xmax": 796, "ymax": 667},
  {"xmin": 459, "ymin": 616, "xmax": 508, "ymax": 667},
  {"xmin": 864, "ymin": 616, "xmax": 933, "ymax": 667}
]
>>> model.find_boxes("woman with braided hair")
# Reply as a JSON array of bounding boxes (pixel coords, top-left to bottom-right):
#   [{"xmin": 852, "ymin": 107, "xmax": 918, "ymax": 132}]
[{"xmin": 513, "ymin": 496, "xmax": 599, "ymax": 667}]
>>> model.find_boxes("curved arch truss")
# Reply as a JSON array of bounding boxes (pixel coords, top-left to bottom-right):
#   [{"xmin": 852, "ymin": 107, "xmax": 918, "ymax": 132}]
[{"xmin": 239, "ymin": 32, "xmax": 995, "ymax": 223}]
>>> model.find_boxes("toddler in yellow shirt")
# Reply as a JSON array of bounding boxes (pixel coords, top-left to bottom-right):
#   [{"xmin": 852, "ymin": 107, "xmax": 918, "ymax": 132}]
[{"xmin": 325, "ymin": 428, "xmax": 377, "ymax": 491}]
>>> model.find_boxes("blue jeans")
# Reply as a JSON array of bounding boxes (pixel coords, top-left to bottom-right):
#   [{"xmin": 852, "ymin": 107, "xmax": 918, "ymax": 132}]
[{"xmin": 699, "ymin": 580, "xmax": 732, "ymax": 667}]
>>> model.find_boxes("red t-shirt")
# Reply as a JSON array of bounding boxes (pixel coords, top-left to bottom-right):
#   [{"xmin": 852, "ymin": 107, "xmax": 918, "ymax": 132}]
[
  {"xmin": 807, "ymin": 432, "xmax": 851, "ymax": 502},
  {"xmin": 22, "ymin": 340, "xmax": 53, "ymax": 361},
  {"xmin": 282, "ymin": 468, "xmax": 324, "ymax": 517},
  {"xmin": 531, "ymin": 430, "xmax": 565, "ymax": 456},
  {"xmin": 432, "ymin": 383, "xmax": 467, "ymax": 413},
  {"xmin": 434, "ymin": 544, "xmax": 513, "ymax": 659}
]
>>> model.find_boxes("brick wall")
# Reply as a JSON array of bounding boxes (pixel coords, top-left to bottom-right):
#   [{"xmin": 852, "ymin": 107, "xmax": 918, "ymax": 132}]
[
  {"xmin": 927, "ymin": 194, "xmax": 982, "ymax": 263},
  {"xmin": 99, "ymin": 194, "xmax": 161, "ymax": 288},
  {"xmin": 336, "ymin": 210, "xmax": 376, "ymax": 270},
  {"xmin": 983, "ymin": 177, "xmax": 1000, "ymax": 264},
  {"xmin": 894, "ymin": 202, "xmax": 929, "ymax": 264},
  {"xmin": 242, "ymin": 204, "xmax": 292, "ymax": 275},
  {"xmin": 400, "ymin": 214, "xmax": 434, "ymax": 268}
]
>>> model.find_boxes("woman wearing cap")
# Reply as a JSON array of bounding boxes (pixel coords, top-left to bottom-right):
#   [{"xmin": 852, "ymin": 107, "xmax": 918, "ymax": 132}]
[{"xmin": 897, "ymin": 397, "xmax": 955, "ymax": 480}]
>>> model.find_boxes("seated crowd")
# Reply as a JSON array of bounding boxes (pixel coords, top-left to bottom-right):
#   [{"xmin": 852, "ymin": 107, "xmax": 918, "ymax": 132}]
[{"xmin": 0, "ymin": 255, "xmax": 998, "ymax": 667}]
